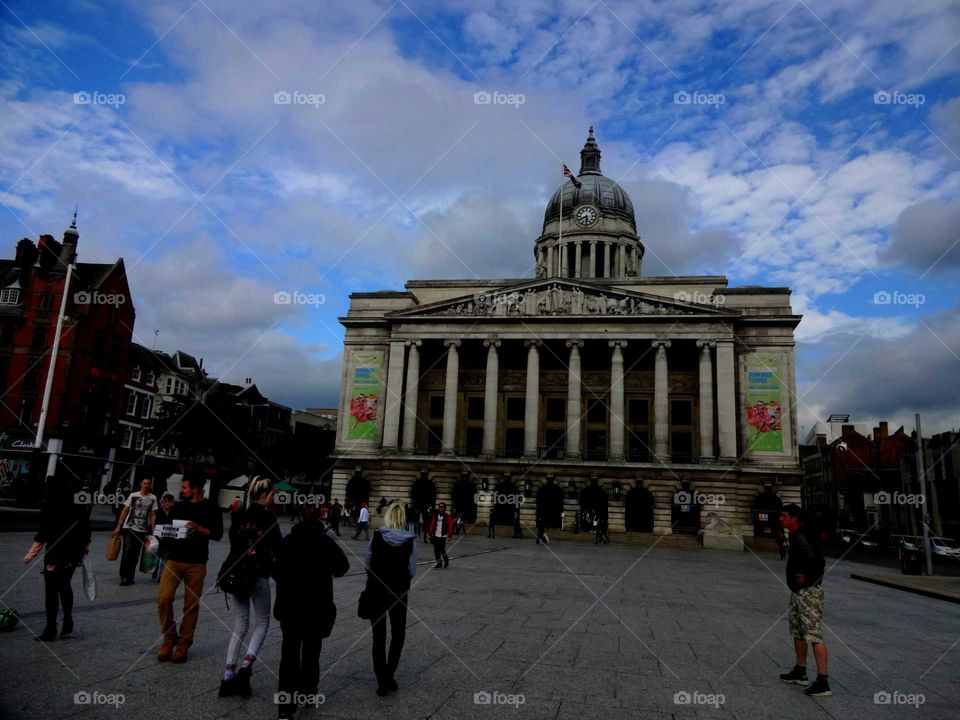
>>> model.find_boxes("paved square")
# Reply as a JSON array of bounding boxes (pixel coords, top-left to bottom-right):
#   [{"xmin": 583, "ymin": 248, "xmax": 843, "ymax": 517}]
[{"xmin": 1, "ymin": 525, "xmax": 957, "ymax": 719}]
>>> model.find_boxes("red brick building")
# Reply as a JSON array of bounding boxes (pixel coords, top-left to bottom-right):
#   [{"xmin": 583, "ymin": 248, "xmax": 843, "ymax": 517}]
[{"xmin": 0, "ymin": 215, "xmax": 134, "ymax": 489}]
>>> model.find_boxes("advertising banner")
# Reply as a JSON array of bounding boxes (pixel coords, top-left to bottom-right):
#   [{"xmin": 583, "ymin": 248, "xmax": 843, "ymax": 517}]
[
  {"xmin": 348, "ymin": 352, "xmax": 382, "ymax": 439},
  {"xmin": 745, "ymin": 356, "xmax": 783, "ymax": 452}
]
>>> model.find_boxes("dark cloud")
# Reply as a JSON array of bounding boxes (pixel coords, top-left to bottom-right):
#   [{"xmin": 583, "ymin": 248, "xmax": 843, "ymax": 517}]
[{"xmin": 881, "ymin": 197, "xmax": 960, "ymax": 274}]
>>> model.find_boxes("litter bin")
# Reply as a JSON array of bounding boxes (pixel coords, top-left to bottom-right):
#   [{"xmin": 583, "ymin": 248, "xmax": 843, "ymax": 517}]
[{"xmin": 900, "ymin": 542, "xmax": 922, "ymax": 575}]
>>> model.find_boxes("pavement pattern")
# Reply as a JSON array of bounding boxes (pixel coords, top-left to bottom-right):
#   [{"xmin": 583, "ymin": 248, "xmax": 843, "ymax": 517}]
[{"xmin": 0, "ymin": 520, "xmax": 958, "ymax": 720}]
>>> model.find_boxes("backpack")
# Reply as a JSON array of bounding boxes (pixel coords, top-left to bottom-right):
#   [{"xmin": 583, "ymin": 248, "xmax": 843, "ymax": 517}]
[{"xmin": 216, "ymin": 550, "xmax": 258, "ymax": 600}]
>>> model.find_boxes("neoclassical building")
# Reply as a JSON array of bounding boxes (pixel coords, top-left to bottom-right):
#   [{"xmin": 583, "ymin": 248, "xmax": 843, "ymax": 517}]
[{"xmin": 332, "ymin": 129, "xmax": 801, "ymax": 549}]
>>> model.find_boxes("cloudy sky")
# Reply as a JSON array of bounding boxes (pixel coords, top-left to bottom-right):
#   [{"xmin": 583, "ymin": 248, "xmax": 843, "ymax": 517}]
[{"xmin": 1, "ymin": 0, "xmax": 958, "ymax": 437}]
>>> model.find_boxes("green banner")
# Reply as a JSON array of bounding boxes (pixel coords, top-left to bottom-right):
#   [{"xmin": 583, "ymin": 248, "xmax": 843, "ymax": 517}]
[
  {"xmin": 348, "ymin": 351, "xmax": 382, "ymax": 439},
  {"xmin": 745, "ymin": 357, "xmax": 783, "ymax": 452}
]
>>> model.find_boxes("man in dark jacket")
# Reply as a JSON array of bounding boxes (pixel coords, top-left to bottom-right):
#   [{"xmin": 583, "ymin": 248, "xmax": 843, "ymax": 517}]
[
  {"xmin": 273, "ymin": 502, "xmax": 349, "ymax": 720},
  {"xmin": 156, "ymin": 474, "xmax": 223, "ymax": 664},
  {"xmin": 428, "ymin": 502, "xmax": 453, "ymax": 568},
  {"xmin": 778, "ymin": 504, "xmax": 830, "ymax": 697},
  {"xmin": 327, "ymin": 498, "xmax": 342, "ymax": 536}
]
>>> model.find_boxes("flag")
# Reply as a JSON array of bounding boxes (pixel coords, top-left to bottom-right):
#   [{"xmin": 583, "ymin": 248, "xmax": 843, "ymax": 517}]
[{"xmin": 563, "ymin": 164, "xmax": 581, "ymax": 189}]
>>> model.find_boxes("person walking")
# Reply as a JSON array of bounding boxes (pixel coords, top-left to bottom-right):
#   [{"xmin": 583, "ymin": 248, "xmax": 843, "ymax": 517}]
[
  {"xmin": 23, "ymin": 475, "xmax": 90, "ymax": 641},
  {"xmin": 592, "ymin": 512, "xmax": 601, "ymax": 544},
  {"xmin": 778, "ymin": 504, "xmax": 831, "ymax": 697},
  {"xmin": 352, "ymin": 501, "xmax": 370, "ymax": 540},
  {"xmin": 404, "ymin": 503, "xmax": 418, "ymax": 534},
  {"xmin": 599, "ymin": 514, "xmax": 611, "ymax": 545},
  {"xmin": 428, "ymin": 502, "xmax": 453, "ymax": 568},
  {"xmin": 328, "ymin": 498, "xmax": 342, "ymax": 536},
  {"xmin": 113, "ymin": 476, "xmax": 157, "ymax": 586},
  {"xmin": 363, "ymin": 502, "xmax": 417, "ymax": 696},
  {"xmin": 487, "ymin": 507, "xmax": 496, "ymax": 538},
  {"xmin": 272, "ymin": 501, "xmax": 349, "ymax": 719},
  {"xmin": 156, "ymin": 474, "xmax": 223, "ymax": 664},
  {"xmin": 513, "ymin": 505, "xmax": 523, "ymax": 538},
  {"xmin": 535, "ymin": 513, "xmax": 549, "ymax": 545},
  {"xmin": 153, "ymin": 493, "xmax": 175, "ymax": 581},
  {"xmin": 421, "ymin": 506, "xmax": 433, "ymax": 543},
  {"xmin": 219, "ymin": 478, "xmax": 283, "ymax": 698}
]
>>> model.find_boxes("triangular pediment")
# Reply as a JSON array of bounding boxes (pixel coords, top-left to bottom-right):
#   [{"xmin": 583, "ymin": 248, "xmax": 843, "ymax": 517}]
[{"xmin": 387, "ymin": 279, "xmax": 738, "ymax": 319}]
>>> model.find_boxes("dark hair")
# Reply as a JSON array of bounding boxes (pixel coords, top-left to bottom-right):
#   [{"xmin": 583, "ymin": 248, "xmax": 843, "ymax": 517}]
[
  {"xmin": 183, "ymin": 474, "xmax": 205, "ymax": 491},
  {"xmin": 162, "ymin": 493, "xmax": 175, "ymax": 502},
  {"xmin": 781, "ymin": 503, "xmax": 802, "ymax": 521}
]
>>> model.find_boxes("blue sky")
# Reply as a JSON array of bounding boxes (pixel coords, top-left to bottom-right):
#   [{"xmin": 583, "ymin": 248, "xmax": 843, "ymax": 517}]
[{"xmin": 1, "ymin": 0, "xmax": 958, "ymax": 435}]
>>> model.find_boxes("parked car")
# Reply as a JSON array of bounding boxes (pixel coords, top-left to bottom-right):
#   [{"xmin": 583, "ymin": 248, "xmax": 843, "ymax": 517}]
[
  {"xmin": 837, "ymin": 528, "xmax": 880, "ymax": 548},
  {"xmin": 931, "ymin": 537, "xmax": 960, "ymax": 559}
]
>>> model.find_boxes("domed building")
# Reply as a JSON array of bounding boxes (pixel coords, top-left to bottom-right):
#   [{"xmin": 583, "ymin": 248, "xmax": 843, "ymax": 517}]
[{"xmin": 332, "ymin": 128, "xmax": 802, "ymax": 550}]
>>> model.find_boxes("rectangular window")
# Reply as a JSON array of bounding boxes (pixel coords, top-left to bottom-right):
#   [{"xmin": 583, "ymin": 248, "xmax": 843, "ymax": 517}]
[
  {"xmin": 132, "ymin": 366, "xmax": 141, "ymax": 382},
  {"xmin": 0, "ymin": 288, "xmax": 19, "ymax": 304},
  {"xmin": 543, "ymin": 428, "xmax": 566, "ymax": 458},
  {"xmin": 504, "ymin": 427, "xmax": 524, "ymax": 457},
  {"xmin": 585, "ymin": 430, "xmax": 607, "ymax": 460},
  {"xmin": 628, "ymin": 430, "xmax": 651, "ymax": 461},
  {"xmin": 426, "ymin": 425, "xmax": 443, "ymax": 454},
  {"xmin": 165, "ymin": 378, "xmax": 173, "ymax": 395},
  {"xmin": 466, "ymin": 396, "xmax": 485, "ymax": 421},
  {"xmin": 31, "ymin": 326, "xmax": 47, "ymax": 348},
  {"xmin": 135, "ymin": 432, "xmax": 146, "ymax": 451},
  {"xmin": 145, "ymin": 370, "xmax": 155, "ymax": 385},
  {"xmin": 671, "ymin": 432, "xmax": 694, "ymax": 462},
  {"xmin": 126, "ymin": 393, "xmax": 137, "ymax": 416},
  {"xmin": 586, "ymin": 399, "xmax": 607, "ymax": 424},
  {"xmin": 141, "ymin": 396, "xmax": 152, "ymax": 419},
  {"xmin": 506, "ymin": 396, "xmax": 525, "ymax": 422},
  {"xmin": 545, "ymin": 397, "xmax": 566, "ymax": 423},
  {"xmin": 629, "ymin": 399, "xmax": 649, "ymax": 424},
  {"xmin": 122, "ymin": 427, "xmax": 132, "ymax": 449},
  {"xmin": 428, "ymin": 395, "xmax": 444, "ymax": 420},
  {"xmin": 465, "ymin": 427, "xmax": 483, "ymax": 455},
  {"xmin": 671, "ymin": 399, "xmax": 693, "ymax": 426}
]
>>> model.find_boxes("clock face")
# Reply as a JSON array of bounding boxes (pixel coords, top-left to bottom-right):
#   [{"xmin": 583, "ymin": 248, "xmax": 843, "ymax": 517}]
[{"xmin": 574, "ymin": 204, "xmax": 598, "ymax": 227}]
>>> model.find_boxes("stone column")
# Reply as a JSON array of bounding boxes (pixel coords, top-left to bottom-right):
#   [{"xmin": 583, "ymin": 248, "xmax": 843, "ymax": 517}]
[
  {"xmin": 609, "ymin": 341, "xmax": 627, "ymax": 461},
  {"xmin": 603, "ymin": 243, "xmax": 611, "ymax": 278},
  {"xmin": 560, "ymin": 242, "xmax": 568, "ymax": 277},
  {"xmin": 400, "ymin": 340, "xmax": 421, "ymax": 452},
  {"xmin": 652, "ymin": 339, "xmax": 671, "ymax": 461},
  {"xmin": 441, "ymin": 339, "xmax": 461, "ymax": 454},
  {"xmin": 697, "ymin": 340, "xmax": 716, "ymax": 461},
  {"xmin": 715, "ymin": 340, "xmax": 737, "ymax": 460},
  {"xmin": 565, "ymin": 340, "xmax": 584, "ymax": 458},
  {"xmin": 381, "ymin": 340, "xmax": 406, "ymax": 450},
  {"xmin": 523, "ymin": 340, "xmax": 541, "ymax": 457},
  {"xmin": 588, "ymin": 242, "xmax": 597, "ymax": 279},
  {"xmin": 547, "ymin": 245, "xmax": 555, "ymax": 278},
  {"xmin": 482, "ymin": 338, "xmax": 500, "ymax": 456},
  {"xmin": 618, "ymin": 244, "xmax": 626, "ymax": 278},
  {"xmin": 574, "ymin": 242, "xmax": 582, "ymax": 278}
]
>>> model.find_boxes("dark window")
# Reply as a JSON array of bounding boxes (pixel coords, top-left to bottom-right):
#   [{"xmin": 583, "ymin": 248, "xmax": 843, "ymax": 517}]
[
  {"xmin": 586, "ymin": 430, "xmax": 607, "ymax": 459},
  {"xmin": 546, "ymin": 397, "xmax": 566, "ymax": 423},
  {"xmin": 671, "ymin": 400, "xmax": 692, "ymax": 425},
  {"xmin": 19, "ymin": 397, "xmax": 34, "ymax": 425},
  {"xmin": 467, "ymin": 396, "xmax": 485, "ymax": 421},
  {"xmin": 0, "ymin": 355, "xmax": 8, "ymax": 392},
  {"xmin": 506, "ymin": 396, "xmax": 525, "ymax": 422},
  {"xmin": 628, "ymin": 430, "xmax": 651, "ymax": 461},
  {"xmin": 504, "ymin": 427, "xmax": 524, "ymax": 457},
  {"xmin": 426, "ymin": 425, "xmax": 442, "ymax": 454},
  {"xmin": 544, "ymin": 428, "xmax": 566, "ymax": 458},
  {"xmin": 586, "ymin": 399, "xmax": 606, "ymax": 424},
  {"xmin": 428, "ymin": 395, "xmax": 444, "ymax": 420},
  {"xmin": 629, "ymin": 399, "xmax": 649, "ymax": 423},
  {"xmin": 465, "ymin": 427, "xmax": 483, "ymax": 455},
  {"xmin": 31, "ymin": 326, "xmax": 47, "ymax": 349},
  {"xmin": 672, "ymin": 432, "xmax": 694, "ymax": 461}
]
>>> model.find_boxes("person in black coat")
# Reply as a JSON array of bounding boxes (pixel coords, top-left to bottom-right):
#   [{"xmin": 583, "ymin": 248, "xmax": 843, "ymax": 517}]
[
  {"xmin": 273, "ymin": 502, "xmax": 349, "ymax": 720},
  {"xmin": 364, "ymin": 502, "xmax": 417, "ymax": 696},
  {"xmin": 23, "ymin": 475, "xmax": 90, "ymax": 641}
]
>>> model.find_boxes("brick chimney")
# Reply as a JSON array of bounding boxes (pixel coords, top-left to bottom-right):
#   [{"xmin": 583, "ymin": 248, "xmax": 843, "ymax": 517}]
[
  {"xmin": 876, "ymin": 421, "xmax": 888, "ymax": 440},
  {"xmin": 15, "ymin": 238, "xmax": 37, "ymax": 267},
  {"xmin": 841, "ymin": 424, "xmax": 856, "ymax": 437}
]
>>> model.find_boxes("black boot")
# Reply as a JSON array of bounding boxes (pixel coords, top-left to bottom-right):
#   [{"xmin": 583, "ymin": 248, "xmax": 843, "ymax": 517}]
[
  {"xmin": 36, "ymin": 624, "xmax": 57, "ymax": 642},
  {"xmin": 234, "ymin": 665, "xmax": 252, "ymax": 698},
  {"xmin": 218, "ymin": 676, "xmax": 238, "ymax": 697},
  {"xmin": 60, "ymin": 617, "xmax": 74, "ymax": 637}
]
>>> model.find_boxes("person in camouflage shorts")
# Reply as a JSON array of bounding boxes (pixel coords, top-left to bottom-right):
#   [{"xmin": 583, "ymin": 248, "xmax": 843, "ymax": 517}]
[{"xmin": 788, "ymin": 584, "xmax": 824, "ymax": 644}]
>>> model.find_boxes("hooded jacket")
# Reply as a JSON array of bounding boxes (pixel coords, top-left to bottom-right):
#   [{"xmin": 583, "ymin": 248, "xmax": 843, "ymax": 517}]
[{"xmin": 273, "ymin": 520, "xmax": 349, "ymax": 626}]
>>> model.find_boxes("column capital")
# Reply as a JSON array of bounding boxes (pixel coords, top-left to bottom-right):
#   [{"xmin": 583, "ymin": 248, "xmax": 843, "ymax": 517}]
[
  {"xmin": 651, "ymin": 339, "xmax": 672, "ymax": 350},
  {"xmin": 483, "ymin": 337, "xmax": 501, "ymax": 348},
  {"xmin": 696, "ymin": 339, "xmax": 716, "ymax": 350},
  {"xmin": 524, "ymin": 339, "xmax": 542, "ymax": 349},
  {"xmin": 565, "ymin": 339, "xmax": 584, "ymax": 349},
  {"xmin": 608, "ymin": 340, "xmax": 628, "ymax": 349},
  {"xmin": 443, "ymin": 339, "xmax": 461, "ymax": 348},
  {"xmin": 405, "ymin": 339, "xmax": 422, "ymax": 348}
]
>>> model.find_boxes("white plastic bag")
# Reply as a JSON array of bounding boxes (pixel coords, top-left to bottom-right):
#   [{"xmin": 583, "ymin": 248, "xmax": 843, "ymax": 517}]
[{"xmin": 81, "ymin": 554, "xmax": 97, "ymax": 602}]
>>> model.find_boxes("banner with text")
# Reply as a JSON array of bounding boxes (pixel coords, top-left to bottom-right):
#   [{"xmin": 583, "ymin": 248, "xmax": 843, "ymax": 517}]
[
  {"xmin": 745, "ymin": 357, "xmax": 783, "ymax": 452},
  {"xmin": 348, "ymin": 352, "xmax": 382, "ymax": 439}
]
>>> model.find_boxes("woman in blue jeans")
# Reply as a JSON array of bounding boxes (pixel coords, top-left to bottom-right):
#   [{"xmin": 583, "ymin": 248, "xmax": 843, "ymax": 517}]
[{"xmin": 219, "ymin": 477, "xmax": 282, "ymax": 698}]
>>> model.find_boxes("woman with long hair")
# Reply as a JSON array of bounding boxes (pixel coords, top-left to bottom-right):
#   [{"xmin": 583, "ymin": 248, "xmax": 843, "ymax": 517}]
[
  {"xmin": 364, "ymin": 501, "xmax": 417, "ymax": 696},
  {"xmin": 219, "ymin": 476, "xmax": 282, "ymax": 698},
  {"xmin": 23, "ymin": 474, "xmax": 90, "ymax": 641}
]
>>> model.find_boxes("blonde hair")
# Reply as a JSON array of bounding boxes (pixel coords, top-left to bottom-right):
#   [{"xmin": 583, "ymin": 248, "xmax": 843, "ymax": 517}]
[
  {"xmin": 382, "ymin": 502, "xmax": 406, "ymax": 529},
  {"xmin": 246, "ymin": 476, "xmax": 274, "ymax": 509}
]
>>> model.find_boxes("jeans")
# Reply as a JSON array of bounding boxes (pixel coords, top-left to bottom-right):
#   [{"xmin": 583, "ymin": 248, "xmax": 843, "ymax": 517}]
[
  {"xmin": 371, "ymin": 594, "xmax": 408, "ymax": 687},
  {"xmin": 42, "ymin": 564, "xmax": 76, "ymax": 630},
  {"xmin": 157, "ymin": 560, "xmax": 207, "ymax": 648},
  {"xmin": 353, "ymin": 522, "xmax": 369, "ymax": 540},
  {"xmin": 278, "ymin": 619, "xmax": 324, "ymax": 715},
  {"xmin": 120, "ymin": 528, "xmax": 146, "ymax": 581},
  {"xmin": 226, "ymin": 577, "xmax": 271, "ymax": 666}
]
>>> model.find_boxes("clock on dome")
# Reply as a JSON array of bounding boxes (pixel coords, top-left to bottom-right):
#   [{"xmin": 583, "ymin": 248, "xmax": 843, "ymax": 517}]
[{"xmin": 574, "ymin": 204, "xmax": 598, "ymax": 227}]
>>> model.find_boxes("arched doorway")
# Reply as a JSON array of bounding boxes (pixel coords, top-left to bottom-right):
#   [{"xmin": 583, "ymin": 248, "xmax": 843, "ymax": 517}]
[
  {"xmin": 451, "ymin": 476, "xmax": 478, "ymax": 523},
  {"xmin": 410, "ymin": 474, "xmax": 437, "ymax": 516},
  {"xmin": 752, "ymin": 489, "xmax": 783, "ymax": 538},
  {"xmin": 536, "ymin": 481, "xmax": 564, "ymax": 529},
  {"xmin": 624, "ymin": 486, "xmax": 654, "ymax": 532},
  {"xmin": 580, "ymin": 481, "xmax": 608, "ymax": 527},
  {"xmin": 345, "ymin": 473, "xmax": 370, "ymax": 507},
  {"xmin": 494, "ymin": 479, "xmax": 519, "ymax": 526},
  {"xmin": 671, "ymin": 486, "xmax": 701, "ymax": 534}
]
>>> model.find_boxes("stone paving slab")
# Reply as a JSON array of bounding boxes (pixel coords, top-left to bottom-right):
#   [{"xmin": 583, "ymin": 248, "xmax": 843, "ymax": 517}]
[{"xmin": 1, "ymin": 528, "xmax": 958, "ymax": 720}]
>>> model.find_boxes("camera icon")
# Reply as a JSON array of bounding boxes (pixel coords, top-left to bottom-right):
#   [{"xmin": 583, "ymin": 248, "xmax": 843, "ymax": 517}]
[
  {"xmin": 473, "ymin": 91, "xmax": 492, "ymax": 105},
  {"xmin": 275, "ymin": 491, "xmax": 291, "ymax": 504},
  {"xmin": 873, "ymin": 90, "xmax": 891, "ymax": 105},
  {"xmin": 673, "ymin": 491, "xmax": 691, "ymax": 505},
  {"xmin": 874, "ymin": 491, "xmax": 891, "ymax": 505},
  {"xmin": 73, "ymin": 491, "xmax": 92, "ymax": 505},
  {"xmin": 473, "ymin": 493, "xmax": 487, "ymax": 504},
  {"xmin": 673, "ymin": 690, "xmax": 692, "ymax": 705},
  {"xmin": 73, "ymin": 91, "xmax": 91, "ymax": 105},
  {"xmin": 73, "ymin": 291, "xmax": 91, "ymax": 304},
  {"xmin": 674, "ymin": 91, "xmax": 691, "ymax": 105},
  {"xmin": 274, "ymin": 692, "xmax": 291, "ymax": 704},
  {"xmin": 274, "ymin": 91, "xmax": 292, "ymax": 105},
  {"xmin": 474, "ymin": 690, "xmax": 492, "ymax": 705},
  {"xmin": 873, "ymin": 290, "xmax": 891, "ymax": 305},
  {"xmin": 673, "ymin": 291, "xmax": 690, "ymax": 302},
  {"xmin": 74, "ymin": 691, "xmax": 92, "ymax": 705},
  {"xmin": 874, "ymin": 690, "xmax": 892, "ymax": 705},
  {"xmin": 274, "ymin": 291, "xmax": 292, "ymax": 305}
]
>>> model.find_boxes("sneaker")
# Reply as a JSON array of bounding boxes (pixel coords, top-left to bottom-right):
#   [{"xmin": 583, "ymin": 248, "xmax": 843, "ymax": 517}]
[
  {"xmin": 804, "ymin": 677, "xmax": 832, "ymax": 697},
  {"xmin": 779, "ymin": 667, "xmax": 809, "ymax": 685}
]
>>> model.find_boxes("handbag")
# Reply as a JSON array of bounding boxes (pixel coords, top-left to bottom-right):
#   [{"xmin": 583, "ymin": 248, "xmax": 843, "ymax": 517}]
[
  {"xmin": 81, "ymin": 555, "xmax": 97, "ymax": 602},
  {"xmin": 216, "ymin": 552, "xmax": 257, "ymax": 596},
  {"xmin": 105, "ymin": 535, "xmax": 121, "ymax": 562}
]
